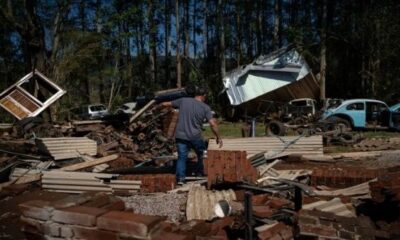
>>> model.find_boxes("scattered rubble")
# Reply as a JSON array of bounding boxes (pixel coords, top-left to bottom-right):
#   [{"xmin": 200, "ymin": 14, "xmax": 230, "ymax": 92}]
[{"xmin": 0, "ymin": 89, "xmax": 399, "ymax": 239}]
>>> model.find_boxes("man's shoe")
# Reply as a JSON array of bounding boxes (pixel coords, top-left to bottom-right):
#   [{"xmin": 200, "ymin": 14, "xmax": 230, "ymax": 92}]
[
  {"xmin": 177, "ymin": 181, "xmax": 185, "ymax": 186},
  {"xmin": 177, "ymin": 179, "xmax": 186, "ymax": 186}
]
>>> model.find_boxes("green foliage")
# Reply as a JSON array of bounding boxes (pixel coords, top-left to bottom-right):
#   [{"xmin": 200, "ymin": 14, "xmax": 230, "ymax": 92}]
[{"xmin": 1, "ymin": 0, "xmax": 400, "ymax": 123}]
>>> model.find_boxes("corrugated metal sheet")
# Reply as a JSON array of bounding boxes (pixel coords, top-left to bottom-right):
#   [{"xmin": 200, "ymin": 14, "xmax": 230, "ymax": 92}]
[
  {"xmin": 302, "ymin": 198, "xmax": 356, "ymax": 217},
  {"xmin": 223, "ymin": 47, "xmax": 319, "ymax": 109}
]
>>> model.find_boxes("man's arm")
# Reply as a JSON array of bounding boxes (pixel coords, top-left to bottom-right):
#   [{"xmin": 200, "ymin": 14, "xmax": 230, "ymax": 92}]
[
  {"xmin": 160, "ymin": 101, "xmax": 173, "ymax": 108},
  {"xmin": 209, "ymin": 118, "xmax": 223, "ymax": 148}
]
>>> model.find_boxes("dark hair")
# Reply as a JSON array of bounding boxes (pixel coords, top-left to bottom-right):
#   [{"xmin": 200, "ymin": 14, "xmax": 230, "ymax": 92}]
[
  {"xmin": 185, "ymin": 83, "xmax": 196, "ymax": 97},
  {"xmin": 195, "ymin": 84, "xmax": 208, "ymax": 96}
]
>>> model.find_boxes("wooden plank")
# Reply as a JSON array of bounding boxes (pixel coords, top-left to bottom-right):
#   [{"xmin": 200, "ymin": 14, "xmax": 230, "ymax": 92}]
[
  {"xmin": 42, "ymin": 179, "xmax": 105, "ymax": 186},
  {"xmin": 42, "ymin": 184, "xmax": 111, "ymax": 191},
  {"xmin": 129, "ymin": 99, "xmax": 156, "ymax": 123},
  {"xmin": 46, "ymin": 189, "xmax": 84, "ymax": 194},
  {"xmin": 60, "ymin": 154, "xmax": 119, "ymax": 171},
  {"xmin": 109, "ymin": 180, "xmax": 142, "ymax": 185},
  {"xmin": 43, "ymin": 171, "xmax": 118, "ymax": 179},
  {"xmin": 14, "ymin": 174, "xmax": 42, "ymax": 184},
  {"xmin": 108, "ymin": 185, "xmax": 141, "ymax": 190}
]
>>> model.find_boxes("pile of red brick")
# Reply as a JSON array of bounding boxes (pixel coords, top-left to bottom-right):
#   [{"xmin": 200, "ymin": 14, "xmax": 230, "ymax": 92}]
[
  {"xmin": 370, "ymin": 171, "xmax": 400, "ymax": 202},
  {"xmin": 18, "ymin": 192, "xmax": 234, "ymax": 240},
  {"xmin": 311, "ymin": 166, "xmax": 384, "ymax": 188},
  {"xmin": 119, "ymin": 174, "xmax": 176, "ymax": 193},
  {"xmin": 299, "ymin": 209, "xmax": 375, "ymax": 239},
  {"xmin": 205, "ymin": 150, "xmax": 259, "ymax": 187},
  {"xmin": 256, "ymin": 222, "xmax": 293, "ymax": 240}
]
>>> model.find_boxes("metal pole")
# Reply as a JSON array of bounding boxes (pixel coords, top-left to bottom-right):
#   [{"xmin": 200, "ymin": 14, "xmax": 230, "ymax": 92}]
[
  {"xmin": 251, "ymin": 118, "xmax": 256, "ymax": 137},
  {"xmin": 244, "ymin": 191, "xmax": 253, "ymax": 240},
  {"xmin": 294, "ymin": 186, "xmax": 302, "ymax": 211}
]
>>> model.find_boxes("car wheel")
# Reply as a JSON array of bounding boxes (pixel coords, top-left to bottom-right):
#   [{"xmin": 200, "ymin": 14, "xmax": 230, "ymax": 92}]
[
  {"xmin": 335, "ymin": 118, "xmax": 352, "ymax": 131},
  {"xmin": 265, "ymin": 120, "xmax": 286, "ymax": 136}
]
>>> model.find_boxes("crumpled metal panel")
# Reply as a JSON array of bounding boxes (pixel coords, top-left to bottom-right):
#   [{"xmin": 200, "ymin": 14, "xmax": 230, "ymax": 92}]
[
  {"xmin": 223, "ymin": 47, "xmax": 311, "ymax": 106},
  {"xmin": 186, "ymin": 185, "xmax": 236, "ymax": 220}
]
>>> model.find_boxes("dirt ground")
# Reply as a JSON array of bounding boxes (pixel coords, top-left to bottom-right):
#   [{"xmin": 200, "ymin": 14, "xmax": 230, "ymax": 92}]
[{"xmin": 0, "ymin": 186, "xmax": 69, "ymax": 240}]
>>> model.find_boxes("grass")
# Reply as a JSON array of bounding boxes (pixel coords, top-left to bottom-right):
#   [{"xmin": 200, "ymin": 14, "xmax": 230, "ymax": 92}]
[{"xmin": 203, "ymin": 121, "xmax": 266, "ymax": 139}]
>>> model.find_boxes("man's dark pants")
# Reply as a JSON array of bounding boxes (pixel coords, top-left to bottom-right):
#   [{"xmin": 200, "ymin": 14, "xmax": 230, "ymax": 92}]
[{"xmin": 175, "ymin": 138, "xmax": 205, "ymax": 182}]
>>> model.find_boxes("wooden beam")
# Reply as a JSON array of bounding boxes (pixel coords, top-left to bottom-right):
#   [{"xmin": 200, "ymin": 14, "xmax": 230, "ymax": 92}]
[
  {"xmin": 60, "ymin": 154, "xmax": 119, "ymax": 171},
  {"xmin": 129, "ymin": 99, "xmax": 156, "ymax": 123}
]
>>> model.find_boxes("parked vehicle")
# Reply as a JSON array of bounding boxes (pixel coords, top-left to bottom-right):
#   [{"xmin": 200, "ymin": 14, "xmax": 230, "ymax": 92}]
[
  {"xmin": 321, "ymin": 99, "xmax": 400, "ymax": 131},
  {"xmin": 70, "ymin": 104, "xmax": 109, "ymax": 120},
  {"xmin": 262, "ymin": 98, "xmax": 318, "ymax": 135},
  {"xmin": 115, "ymin": 102, "xmax": 137, "ymax": 115}
]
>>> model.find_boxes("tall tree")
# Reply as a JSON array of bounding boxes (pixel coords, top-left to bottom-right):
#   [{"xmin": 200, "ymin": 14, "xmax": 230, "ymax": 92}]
[
  {"xmin": 273, "ymin": 0, "xmax": 282, "ymax": 50},
  {"xmin": 175, "ymin": 0, "xmax": 181, "ymax": 87},
  {"xmin": 164, "ymin": 0, "xmax": 171, "ymax": 87},
  {"xmin": 235, "ymin": 0, "xmax": 243, "ymax": 66},
  {"xmin": 202, "ymin": 0, "xmax": 208, "ymax": 59},
  {"xmin": 218, "ymin": 0, "xmax": 226, "ymax": 78},
  {"xmin": 148, "ymin": 0, "xmax": 157, "ymax": 87},
  {"xmin": 319, "ymin": 0, "xmax": 328, "ymax": 99}
]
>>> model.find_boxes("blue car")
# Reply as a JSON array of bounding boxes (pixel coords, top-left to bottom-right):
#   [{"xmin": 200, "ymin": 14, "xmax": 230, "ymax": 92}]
[{"xmin": 321, "ymin": 99, "xmax": 400, "ymax": 130}]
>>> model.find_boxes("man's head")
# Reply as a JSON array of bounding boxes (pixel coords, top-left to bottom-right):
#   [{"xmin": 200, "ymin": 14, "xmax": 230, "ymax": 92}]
[{"xmin": 195, "ymin": 85, "xmax": 208, "ymax": 96}]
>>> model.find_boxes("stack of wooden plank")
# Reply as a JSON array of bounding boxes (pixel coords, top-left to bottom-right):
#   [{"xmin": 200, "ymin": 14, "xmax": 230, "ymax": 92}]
[
  {"xmin": 35, "ymin": 137, "xmax": 97, "ymax": 160},
  {"xmin": 208, "ymin": 135, "xmax": 323, "ymax": 158},
  {"xmin": 41, "ymin": 171, "xmax": 141, "ymax": 194}
]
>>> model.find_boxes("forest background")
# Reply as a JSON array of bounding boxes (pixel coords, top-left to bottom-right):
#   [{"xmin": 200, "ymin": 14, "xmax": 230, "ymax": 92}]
[{"xmin": 1, "ymin": 0, "xmax": 400, "ymax": 121}]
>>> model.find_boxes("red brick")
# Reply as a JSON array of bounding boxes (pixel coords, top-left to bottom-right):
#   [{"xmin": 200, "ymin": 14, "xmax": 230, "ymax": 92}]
[
  {"xmin": 257, "ymin": 230, "xmax": 273, "ymax": 239},
  {"xmin": 210, "ymin": 216, "xmax": 235, "ymax": 235},
  {"xmin": 71, "ymin": 225, "xmax": 118, "ymax": 240},
  {"xmin": 20, "ymin": 216, "xmax": 45, "ymax": 235},
  {"xmin": 252, "ymin": 194, "xmax": 269, "ymax": 205},
  {"xmin": 19, "ymin": 200, "xmax": 52, "ymax": 221},
  {"xmin": 257, "ymin": 222, "xmax": 287, "ymax": 240},
  {"xmin": 51, "ymin": 193, "xmax": 93, "ymax": 209},
  {"xmin": 207, "ymin": 150, "xmax": 258, "ymax": 187},
  {"xmin": 97, "ymin": 211, "xmax": 164, "ymax": 237},
  {"xmin": 299, "ymin": 223, "xmax": 337, "ymax": 237},
  {"xmin": 102, "ymin": 199, "xmax": 125, "ymax": 211},
  {"xmin": 152, "ymin": 231, "xmax": 191, "ymax": 240},
  {"xmin": 43, "ymin": 223, "xmax": 61, "ymax": 237},
  {"xmin": 253, "ymin": 205, "xmax": 274, "ymax": 218},
  {"xmin": 279, "ymin": 226, "xmax": 293, "ymax": 240},
  {"xmin": 52, "ymin": 206, "xmax": 108, "ymax": 226},
  {"xmin": 267, "ymin": 197, "xmax": 291, "ymax": 209},
  {"xmin": 177, "ymin": 220, "xmax": 212, "ymax": 237},
  {"xmin": 299, "ymin": 215, "xmax": 318, "ymax": 225},
  {"xmin": 81, "ymin": 193, "xmax": 111, "ymax": 208},
  {"xmin": 60, "ymin": 226, "xmax": 73, "ymax": 238}
]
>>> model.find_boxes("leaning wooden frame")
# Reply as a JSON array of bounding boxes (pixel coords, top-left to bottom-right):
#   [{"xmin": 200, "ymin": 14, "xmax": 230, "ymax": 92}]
[{"xmin": 0, "ymin": 69, "xmax": 66, "ymax": 120}]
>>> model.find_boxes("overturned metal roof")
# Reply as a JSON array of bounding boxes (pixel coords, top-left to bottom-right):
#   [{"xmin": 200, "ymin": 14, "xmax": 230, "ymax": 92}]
[{"xmin": 223, "ymin": 46, "xmax": 319, "ymax": 108}]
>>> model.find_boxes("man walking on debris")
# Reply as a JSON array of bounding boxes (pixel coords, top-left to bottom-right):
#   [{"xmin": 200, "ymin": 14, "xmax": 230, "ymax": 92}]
[{"xmin": 161, "ymin": 85, "xmax": 223, "ymax": 184}]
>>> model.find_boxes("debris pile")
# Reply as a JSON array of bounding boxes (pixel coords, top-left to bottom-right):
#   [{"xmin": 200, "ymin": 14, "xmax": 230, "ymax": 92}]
[{"xmin": 0, "ymin": 84, "xmax": 399, "ymax": 239}]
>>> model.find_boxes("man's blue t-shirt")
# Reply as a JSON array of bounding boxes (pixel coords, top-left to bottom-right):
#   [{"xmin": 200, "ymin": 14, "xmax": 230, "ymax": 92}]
[{"xmin": 171, "ymin": 97, "xmax": 213, "ymax": 140}]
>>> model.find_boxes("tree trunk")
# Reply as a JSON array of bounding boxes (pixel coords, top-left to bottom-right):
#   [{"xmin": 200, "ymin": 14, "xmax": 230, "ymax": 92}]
[
  {"xmin": 236, "ymin": 0, "xmax": 242, "ymax": 67},
  {"xmin": 256, "ymin": 1, "xmax": 263, "ymax": 55},
  {"xmin": 148, "ymin": 0, "xmax": 157, "ymax": 88},
  {"xmin": 176, "ymin": 0, "xmax": 181, "ymax": 87},
  {"xmin": 184, "ymin": 0, "xmax": 189, "ymax": 58},
  {"xmin": 273, "ymin": 0, "xmax": 282, "ymax": 50},
  {"xmin": 218, "ymin": 0, "xmax": 226, "ymax": 78},
  {"xmin": 245, "ymin": 3, "xmax": 253, "ymax": 59},
  {"xmin": 164, "ymin": 0, "xmax": 171, "ymax": 87},
  {"xmin": 202, "ymin": 0, "xmax": 208, "ymax": 59},
  {"xmin": 319, "ymin": 0, "xmax": 327, "ymax": 100},
  {"xmin": 192, "ymin": 0, "xmax": 197, "ymax": 58}
]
